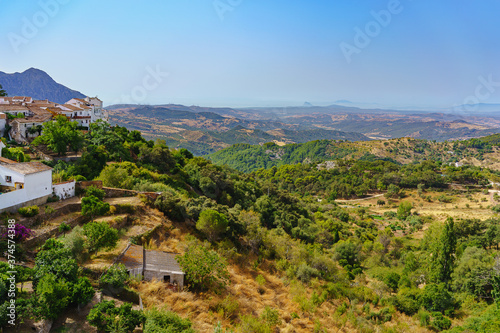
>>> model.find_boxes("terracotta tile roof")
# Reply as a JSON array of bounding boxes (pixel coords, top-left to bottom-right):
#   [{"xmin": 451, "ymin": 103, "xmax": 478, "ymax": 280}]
[
  {"xmin": 0, "ymin": 157, "xmax": 17, "ymax": 164},
  {"xmin": 12, "ymin": 114, "xmax": 51, "ymax": 123},
  {"xmin": 0, "ymin": 105, "xmax": 28, "ymax": 111},
  {"xmin": 0, "ymin": 162, "xmax": 52, "ymax": 175},
  {"xmin": 62, "ymin": 104, "xmax": 83, "ymax": 111},
  {"xmin": 27, "ymin": 105, "xmax": 52, "ymax": 116}
]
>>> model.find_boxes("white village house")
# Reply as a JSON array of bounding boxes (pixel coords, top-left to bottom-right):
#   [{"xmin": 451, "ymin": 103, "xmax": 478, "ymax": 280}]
[
  {"xmin": 0, "ymin": 150, "xmax": 76, "ymax": 213},
  {"xmin": 0, "ymin": 158, "xmax": 53, "ymax": 212}
]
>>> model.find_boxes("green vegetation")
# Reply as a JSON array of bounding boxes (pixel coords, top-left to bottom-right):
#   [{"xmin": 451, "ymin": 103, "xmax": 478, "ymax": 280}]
[
  {"xmin": 177, "ymin": 240, "xmax": 230, "ymax": 291},
  {"xmin": 87, "ymin": 300, "xmax": 145, "ymax": 332},
  {"xmin": 4, "ymin": 119, "xmax": 500, "ymax": 332},
  {"xmin": 18, "ymin": 205, "xmax": 39, "ymax": 217},
  {"xmin": 33, "ymin": 115, "xmax": 84, "ymax": 155},
  {"xmin": 82, "ymin": 221, "xmax": 118, "ymax": 254}
]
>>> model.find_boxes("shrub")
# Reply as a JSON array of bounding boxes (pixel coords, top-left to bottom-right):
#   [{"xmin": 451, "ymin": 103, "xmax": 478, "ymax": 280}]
[
  {"xmin": 437, "ymin": 195, "xmax": 453, "ymax": 203},
  {"xmin": 46, "ymin": 195, "xmax": 59, "ymax": 203},
  {"xmin": 100, "ymin": 264, "xmax": 129, "ymax": 289},
  {"xmin": 44, "ymin": 206, "xmax": 56, "ymax": 215},
  {"xmin": 58, "ymin": 221, "xmax": 71, "ymax": 234},
  {"xmin": 421, "ymin": 283, "xmax": 456, "ymax": 314},
  {"xmin": 393, "ymin": 288, "xmax": 422, "ymax": 315},
  {"xmin": 1, "ymin": 224, "xmax": 33, "ymax": 242},
  {"xmin": 85, "ymin": 185, "xmax": 105, "ymax": 200},
  {"xmin": 261, "ymin": 306, "xmax": 280, "ymax": 327},
  {"xmin": 144, "ymin": 307, "xmax": 195, "ymax": 333},
  {"xmin": 384, "ymin": 272, "xmax": 401, "ymax": 292},
  {"xmin": 81, "ymin": 195, "xmax": 110, "ymax": 221},
  {"xmin": 18, "ymin": 205, "xmax": 39, "ymax": 217},
  {"xmin": 214, "ymin": 296, "xmax": 240, "ymax": 320},
  {"xmin": 256, "ymin": 274, "xmax": 266, "ymax": 294},
  {"xmin": 239, "ymin": 314, "xmax": 272, "ymax": 333},
  {"xmin": 366, "ymin": 307, "xmax": 392, "ymax": 323},
  {"xmin": 296, "ymin": 263, "xmax": 319, "ymax": 283},
  {"xmin": 430, "ymin": 312, "xmax": 452, "ymax": 331},
  {"xmin": 87, "ymin": 301, "xmax": 145, "ymax": 333}
]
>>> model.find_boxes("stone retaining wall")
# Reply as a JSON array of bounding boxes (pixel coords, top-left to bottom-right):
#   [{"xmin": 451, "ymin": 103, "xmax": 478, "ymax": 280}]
[{"xmin": 23, "ymin": 214, "xmax": 89, "ymax": 249}]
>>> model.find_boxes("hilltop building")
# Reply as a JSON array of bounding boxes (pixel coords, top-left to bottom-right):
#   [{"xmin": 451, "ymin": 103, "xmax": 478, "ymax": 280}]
[{"xmin": 0, "ymin": 96, "xmax": 108, "ymax": 143}]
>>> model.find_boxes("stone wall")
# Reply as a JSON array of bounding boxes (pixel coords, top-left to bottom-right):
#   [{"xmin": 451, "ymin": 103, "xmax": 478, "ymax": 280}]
[
  {"xmin": 23, "ymin": 214, "xmax": 89, "ymax": 249},
  {"xmin": 76, "ymin": 180, "xmax": 103, "ymax": 190},
  {"xmin": 18, "ymin": 203, "xmax": 81, "ymax": 228},
  {"xmin": 103, "ymin": 187, "xmax": 137, "ymax": 198}
]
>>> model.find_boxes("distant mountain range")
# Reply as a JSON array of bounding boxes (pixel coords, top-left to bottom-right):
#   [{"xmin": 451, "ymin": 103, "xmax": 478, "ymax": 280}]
[{"xmin": 0, "ymin": 68, "xmax": 86, "ymax": 104}]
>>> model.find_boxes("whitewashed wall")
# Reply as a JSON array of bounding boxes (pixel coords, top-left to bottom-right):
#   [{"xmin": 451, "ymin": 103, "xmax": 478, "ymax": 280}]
[{"xmin": 52, "ymin": 180, "xmax": 76, "ymax": 200}]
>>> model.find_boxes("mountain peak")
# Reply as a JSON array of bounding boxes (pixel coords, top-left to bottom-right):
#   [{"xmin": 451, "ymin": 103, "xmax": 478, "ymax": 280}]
[{"xmin": 0, "ymin": 68, "xmax": 86, "ymax": 103}]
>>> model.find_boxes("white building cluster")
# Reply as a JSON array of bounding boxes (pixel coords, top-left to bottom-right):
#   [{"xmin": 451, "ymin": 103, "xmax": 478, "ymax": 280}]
[
  {"xmin": 0, "ymin": 95, "xmax": 104, "ymax": 212},
  {"xmin": 0, "ymin": 96, "xmax": 108, "ymax": 143}
]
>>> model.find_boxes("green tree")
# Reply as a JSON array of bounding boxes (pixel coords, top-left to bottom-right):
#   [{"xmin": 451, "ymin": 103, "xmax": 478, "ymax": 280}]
[
  {"xmin": 155, "ymin": 191, "xmax": 186, "ymax": 221},
  {"xmin": 196, "ymin": 209, "xmax": 229, "ymax": 242},
  {"xmin": 397, "ymin": 201, "xmax": 413, "ymax": 220},
  {"xmin": 139, "ymin": 142, "xmax": 176, "ymax": 174},
  {"xmin": 492, "ymin": 275, "xmax": 500, "ymax": 308},
  {"xmin": 87, "ymin": 300, "xmax": 145, "ymax": 333},
  {"xmin": 32, "ymin": 115, "xmax": 83, "ymax": 155},
  {"xmin": 420, "ymin": 283, "xmax": 455, "ymax": 314},
  {"xmin": 100, "ymin": 264, "xmax": 129, "ymax": 289},
  {"xmin": 81, "ymin": 195, "xmax": 110, "ymax": 221},
  {"xmin": 430, "ymin": 218, "xmax": 457, "ymax": 284},
  {"xmin": 71, "ymin": 277, "xmax": 95, "ymax": 307},
  {"xmin": 34, "ymin": 240, "xmax": 78, "ymax": 285},
  {"xmin": 85, "ymin": 185, "xmax": 106, "ymax": 200},
  {"xmin": 254, "ymin": 195, "xmax": 275, "ymax": 228},
  {"xmin": 76, "ymin": 145, "xmax": 108, "ymax": 180},
  {"xmin": 144, "ymin": 307, "xmax": 195, "ymax": 333},
  {"xmin": 0, "ymin": 84, "xmax": 6, "ymax": 96},
  {"xmin": 451, "ymin": 247, "xmax": 494, "ymax": 297},
  {"xmin": 35, "ymin": 273, "xmax": 71, "ymax": 320},
  {"xmin": 83, "ymin": 221, "xmax": 119, "ymax": 254},
  {"xmin": 384, "ymin": 272, "xmax": 401, "ymax": 292},
  {"xmin": 385, "ymin": 184, "xmax": 402, "ymax": 199},
  {"xmin": 334, "ymin": 240, "xmax": 360, "ymax": 267},
  {"xmin": 177, "ymin": 242, "xmax": 230, "ymax": 291}
]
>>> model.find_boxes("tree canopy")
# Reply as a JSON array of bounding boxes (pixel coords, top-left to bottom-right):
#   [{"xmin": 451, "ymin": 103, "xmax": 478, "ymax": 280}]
[{"xmin": 33, "ymin": 115, "xmax": 84, "ymax": 155}]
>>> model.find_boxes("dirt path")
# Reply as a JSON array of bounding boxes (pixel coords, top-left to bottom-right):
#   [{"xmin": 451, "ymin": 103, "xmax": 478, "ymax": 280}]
[{"xmin": 336, "ymin": 193, "xmax": 384, "ymax": 203}]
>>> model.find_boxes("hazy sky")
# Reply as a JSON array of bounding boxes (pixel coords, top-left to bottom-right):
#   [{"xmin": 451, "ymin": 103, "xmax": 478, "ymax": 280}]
[{"xmin": 1, "ymin": 0, "xmax": 499, "ymax": 108}]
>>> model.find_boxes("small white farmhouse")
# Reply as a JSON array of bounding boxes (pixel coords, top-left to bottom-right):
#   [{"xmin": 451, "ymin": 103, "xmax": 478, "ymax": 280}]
[{"xmin": 0, "ymin": 161, "xmax": 53, "ymax": 213}]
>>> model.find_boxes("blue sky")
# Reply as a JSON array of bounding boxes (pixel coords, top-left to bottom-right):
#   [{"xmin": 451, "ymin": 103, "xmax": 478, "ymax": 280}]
[{"xmin": 0, "ymin": 0, "xmax": 499, "ymax": 108}]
